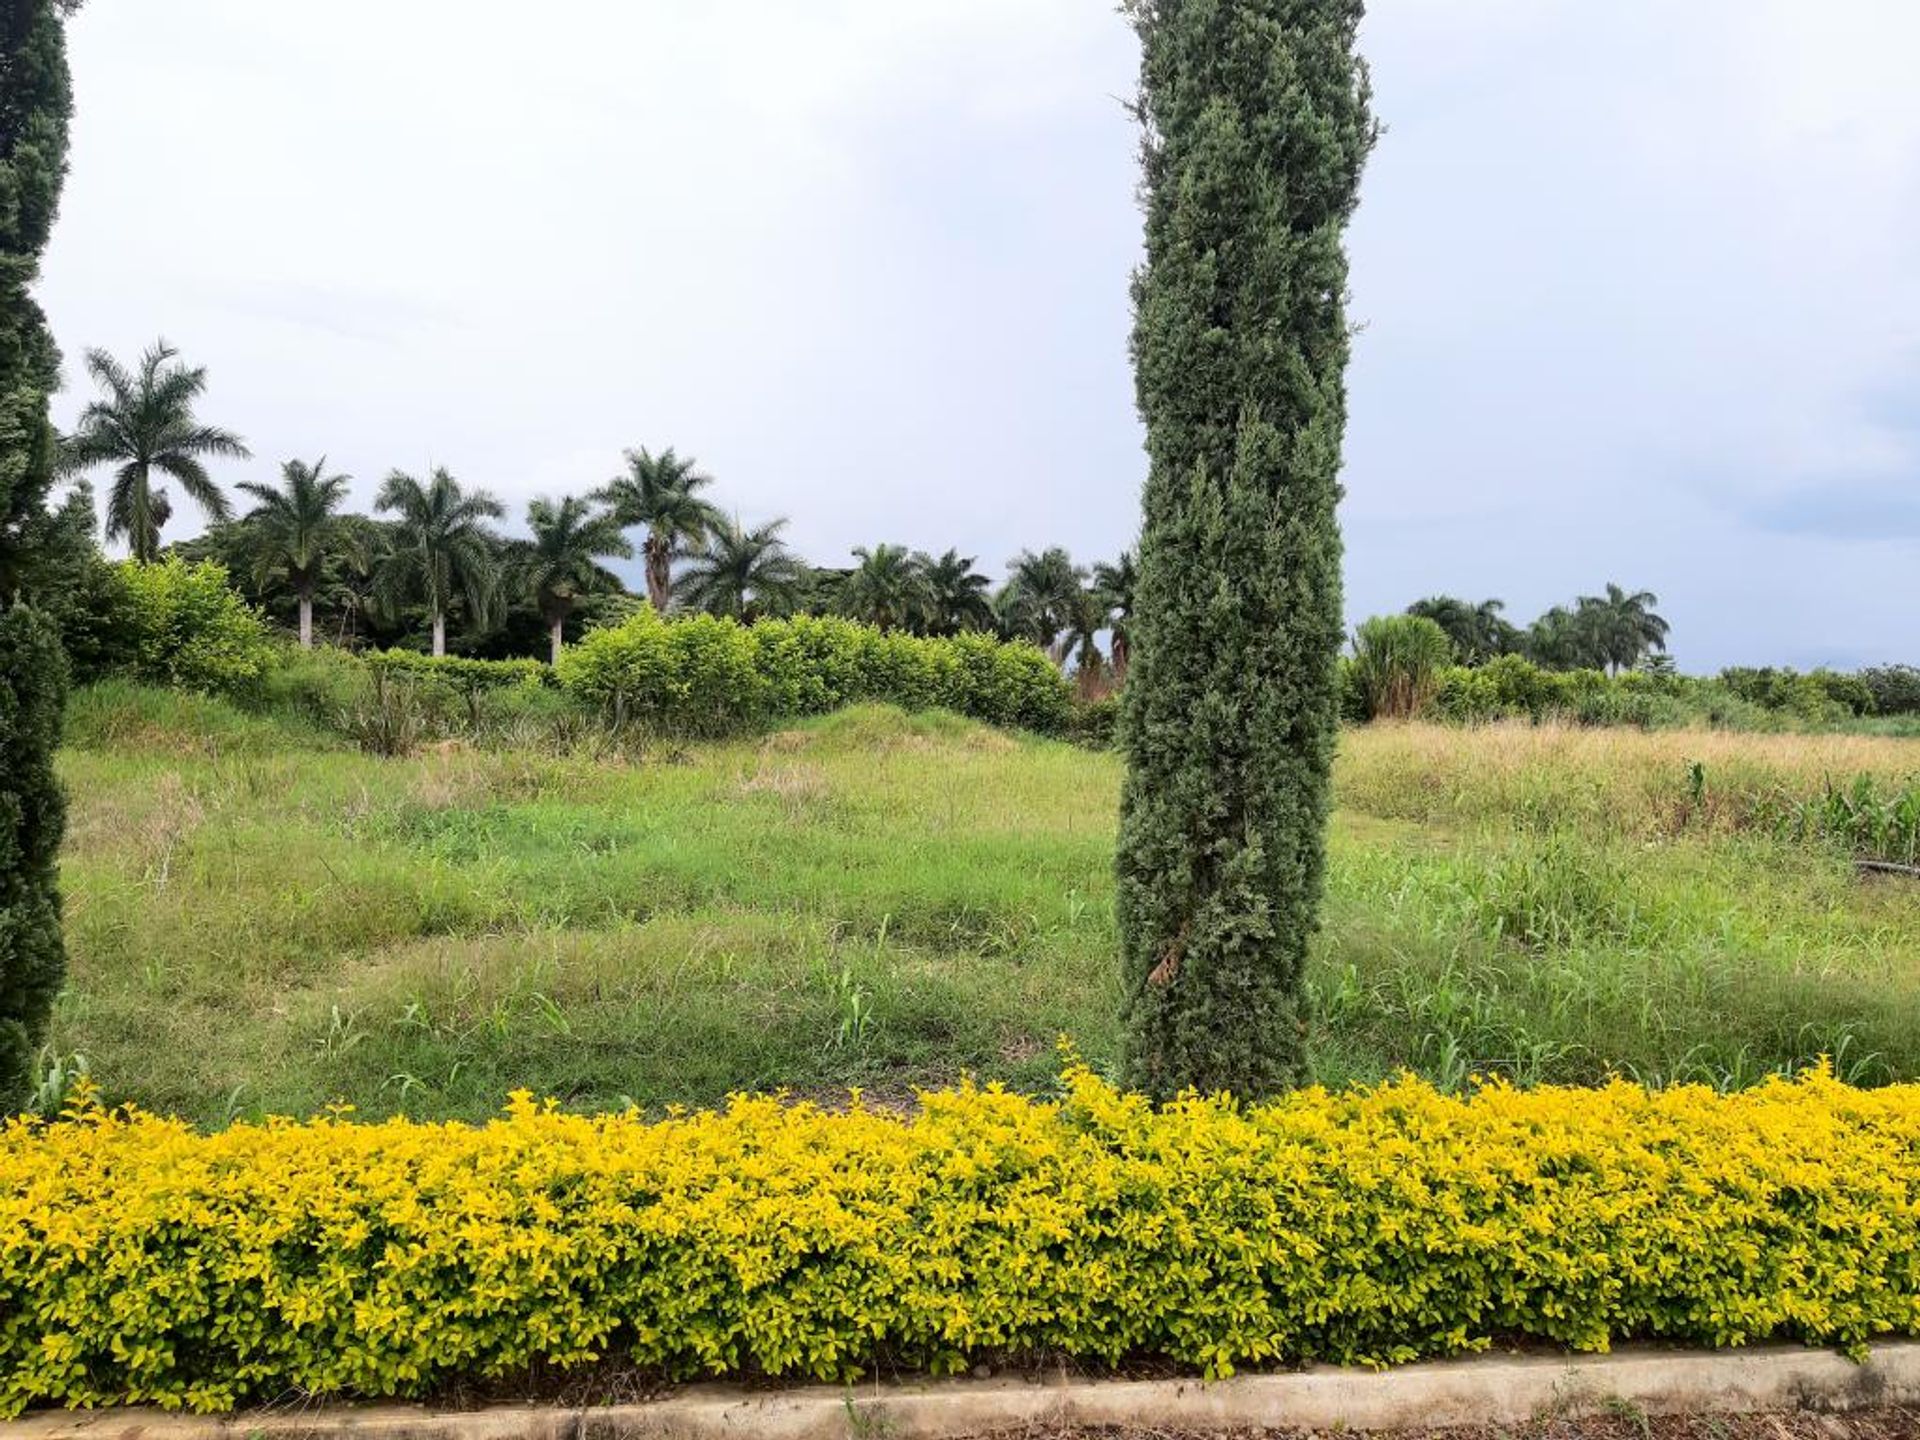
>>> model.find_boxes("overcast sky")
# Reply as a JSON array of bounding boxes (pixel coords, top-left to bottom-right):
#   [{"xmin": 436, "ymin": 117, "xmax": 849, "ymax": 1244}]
[{"xmin": 39, "ymin": 1, "xmax": 1920, "ymax": 669}]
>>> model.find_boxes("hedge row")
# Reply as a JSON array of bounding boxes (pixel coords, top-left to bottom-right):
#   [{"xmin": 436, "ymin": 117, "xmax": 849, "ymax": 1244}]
[
  {"xmin": 555, "ymin": 609, "xmax": 1072, "ymax": 736},
  {"xmin": 363, "ymin": 651, "xmax": 550, "ymax": 692},
  {"xmin": 3, "ymin": 1067, "xmax": 1916, "ymax": 1414}
]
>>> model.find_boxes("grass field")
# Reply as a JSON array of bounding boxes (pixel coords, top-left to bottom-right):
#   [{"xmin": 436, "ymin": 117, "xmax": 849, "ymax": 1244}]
[{"xmin": 46, "ymin": 684, "xmax": 1920, "ymax": 1126}]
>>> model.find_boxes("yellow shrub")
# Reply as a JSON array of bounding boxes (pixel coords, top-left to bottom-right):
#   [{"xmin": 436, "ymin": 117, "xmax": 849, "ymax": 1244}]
[{"xmin": 2, "ymin": 1069, "xmax": 1918, "ymax": 1415}]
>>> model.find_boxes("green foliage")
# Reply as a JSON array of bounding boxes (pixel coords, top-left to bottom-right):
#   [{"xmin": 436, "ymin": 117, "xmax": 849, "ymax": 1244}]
[
  {"xmin": 556, "ymin": 608, "xmax": 1070, "ymax": 737},
  {"xmin": 1350, "ymin": 615, "xmax": 1454, "ymax": 720},
  {"xmin": 363, "ymin": 650, "xmax": 550, "ymax": 731},
  {"xmin": 0, "ymin": 0, "xmax": 75, "ymax": 596},
  {"xmin": 92, "ymin": 557, "xmax": 273, "ymax": 696},
  {"xmin": 1118, "ymin": 0, "xmax": 1373, "ymax": 1099},
  {"xmin": 1861, "ymin": 665, "xmax": 1920, "ymax": 717},
  {"xmin": 1718, "ymin": 666, "xmax": 1867, "ymax": 725},
  {"xmin": 1767, "ymin": 774, "xmax": 1920, "ymax": 868},
  {"xmin": 1069, "ymin": 694, "xmax": 1121, "ymax": 750},
  {"xmin": 0, "ymin": 605, "xmax": 67, "ymax": 1108},
  {"xmin": 1405, "ymin": 596, "xmax": 1517, "ymax": 665},
  {"xmin": 363, "ymin": 651, "xmax": 548, "ymax": 691}
]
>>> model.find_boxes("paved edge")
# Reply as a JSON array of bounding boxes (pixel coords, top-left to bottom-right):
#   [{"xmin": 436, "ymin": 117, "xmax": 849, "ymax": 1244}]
[{"xmin": 8, "ymin": 1343, "xmax": 1919, "ymax": 1440}]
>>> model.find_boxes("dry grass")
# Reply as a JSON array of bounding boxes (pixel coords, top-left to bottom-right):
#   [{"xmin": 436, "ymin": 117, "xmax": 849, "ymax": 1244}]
[{"xmin": 1336, "ymin": 721, "xmax": 1920, "ymax": 835}]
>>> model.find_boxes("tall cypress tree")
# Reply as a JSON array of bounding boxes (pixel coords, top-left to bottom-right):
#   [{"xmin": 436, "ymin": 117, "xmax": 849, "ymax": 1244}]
[
  {"xmin": 1117, "ymin": 0, "xmax": 1374, "ymax": 1099},
  {"xmin": 0, "ymin": 0, "xmax": 78, "ymax": 1106}
]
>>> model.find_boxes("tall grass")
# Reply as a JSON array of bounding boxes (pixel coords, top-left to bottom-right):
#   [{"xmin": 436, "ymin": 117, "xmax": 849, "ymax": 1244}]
[
  {"xmin": 1350, "ymin": 614, "xmax": 1454, "ymax": 720},
  {"xmin": 48, "ymin": 685, "xmax": 1920, "ymax": 1124}
]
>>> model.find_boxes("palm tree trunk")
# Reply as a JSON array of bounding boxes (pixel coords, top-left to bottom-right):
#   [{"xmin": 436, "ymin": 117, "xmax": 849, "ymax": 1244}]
[
  {"xmin": 431, "ymin": 612, "xmax": 446, "ymax": 658},
  {"xmin": 550, "ymin": 617, "xmax": 565, "ymax": 667},
  {"xmin": 298, "ymin": 592, "xmax": 314, "ymax": 649},
  {"xmin": 646, "ymin": 535, "xmax": 671, "ymax": 613}
]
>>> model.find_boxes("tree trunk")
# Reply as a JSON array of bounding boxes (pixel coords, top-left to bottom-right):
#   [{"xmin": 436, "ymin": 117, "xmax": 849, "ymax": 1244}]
[
  {"xmin": 431, "ymin": 612, "xmax": 446, "ymax": 657},
  {"xmin": 550, "ymin": 617, "xmax": 565, "ymax": 667},
  {"xmin": 297, "ymin": 592, "xmax": 313, "ymax": 649},
  {"xmin": 646, "ymin": 535, "xmax": 671, "ymax": 613}
]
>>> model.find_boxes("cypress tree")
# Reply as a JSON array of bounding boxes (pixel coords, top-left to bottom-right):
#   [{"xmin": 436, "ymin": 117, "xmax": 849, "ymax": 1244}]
[
  {"xmin": 1117, "ymin": 0, "xmax": 1374, "ymax": 1099},
  {"xmin": 0, "ymin": 0, "xmax": 78, "ymax": 1106}
]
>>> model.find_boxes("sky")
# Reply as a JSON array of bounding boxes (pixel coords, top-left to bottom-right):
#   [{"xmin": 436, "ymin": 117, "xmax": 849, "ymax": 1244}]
[{"xmin": 37, "ymin": 1, "xmax": 1920, "ymax": 670}]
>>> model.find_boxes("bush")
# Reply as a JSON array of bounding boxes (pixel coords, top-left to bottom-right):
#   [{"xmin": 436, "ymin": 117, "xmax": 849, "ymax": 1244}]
[
  {"xmin": 2, "ymin": 1067, "xmax": 1916, "ymax": 1414},
  {"xmin": 1861, "ymin": 665, "xmax": 1920, "ymax": 717},
  {"xmin": 557, "ymin": 610, "xmax": 1071, "ymax": 737},
  {"xmin": 253, "ymin": 643, "xmax": 371, "ymax": 725},
  {"xmin": 1350, "ymin": 615, "xmax": 1453, "ymax": 720},
  {"xmin": 1069, "ymin": 694, "xmax": 1121, "ymax": 749},
  {"xmin": 363, "ymin": 651, "xmax": 551, "ymax": 729},
  {"xmin": 1715, "ymin": 667, "xmax": 1855, "ymax": 726},
  {"xmin": 89, "ymin": 559, "xmax": 272, "ymax": 696}
]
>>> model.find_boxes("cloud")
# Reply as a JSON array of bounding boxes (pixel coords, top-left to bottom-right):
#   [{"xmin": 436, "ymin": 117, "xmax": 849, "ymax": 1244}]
[{"xmin": 36, "ymin": 0, "xmax": 1920, "ymax": 667}]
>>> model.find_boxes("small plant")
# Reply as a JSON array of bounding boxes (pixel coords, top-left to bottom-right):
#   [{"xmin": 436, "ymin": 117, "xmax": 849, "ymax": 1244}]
[
  {"xmin": 828, "ymin": 964, "xmax": 874, "ymax": 1050},
  {"xmin": 1768, "ymin": 773, "xmax": 1920, "ymax": 866},
  {"xmin": 339, "ymin": 669, "xmax": 428, "ymax": 757},
  {"xmin": 25, "ymin": 1050, "xmax": 90, "ymax": 1118}
]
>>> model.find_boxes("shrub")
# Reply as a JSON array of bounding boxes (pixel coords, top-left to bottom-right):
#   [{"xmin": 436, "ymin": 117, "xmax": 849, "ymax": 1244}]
[
  {"xmin": 364, "ymin": 651, "xmax": 551, "ymax": 729},
  {"xmin": 1069, "ymin": 694, "xmax": 1121, "ymax": 750},
  {"xmin": 2, "ymin": 1067, "xmax": 1917, "ymax": 1415},
  {"xmin": 557, "ymin": 610, "xmax": 1070, "ymax": 737},
  {"xmin": 1860, "ymin": 666, "xmax": 1920, "ymax": 718},
  {"xmin": 100, "ymin": 559, "xmax": 272, "ymax": 696},
  {"xmin": 1350, "ymin": 615, "xmax": 1453, "ymax": 720},
  {"xmin": 555, "ymin": 605, "xmax": 679, "ymax": 728},
  {"xmin": 253, "ymin": 642, "xmax": 370, "ymax": 724},
  {"xmin": 666, "ymin": 615, "xmax": 766, "ymax": 736}
]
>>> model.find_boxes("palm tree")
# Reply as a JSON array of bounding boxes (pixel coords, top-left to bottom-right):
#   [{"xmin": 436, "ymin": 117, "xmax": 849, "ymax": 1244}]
[
  {"xmin": 1407, "ymin": 595, "xmax": 1517, "ymax": 665},
  {"xmin": 61, "ymin": 340, "xmax": 251, "ymax": 561},
  {"xmin": 1576, "ymin": 583, "xmax": 1670, "ymax": 675},
  {"xmin": 915, "ymin": 549, "xmax": 996, "ymax": 635},
  {"xmin": 374, "ymin": 467, "xmax": 505, "ymax": 656},
  {"xmin": 516, "ymin": 496, "xmax": 633, "ymax": 664},
  {"xmin": 596, "ymin": 446, "xmax": 721, "ymax": 612},
  {"xmin": 998, "ymin": 546, "xmax": 1088, "ymax": 660},
  {"xmin": 1091, "ymin": 551, "xmax": 1137, "ymax": 682},
  {"xmin": 838, "ymin": 543, "xmax": 935, "ymax": 632},
  {"xmin": 234, "ymin": 458, "xmax": 351, "ymax": 648},
  {"xmin": 677, "ymin": 516, "xmax": 806, "ymax": 621},
  {"xmin": 1527, "ymin": 604, "xmax": 1607, "ymax": 672},
  {"xmin": 1056, "ymin": 584, "xmax": 1110, "ymax": 695}
]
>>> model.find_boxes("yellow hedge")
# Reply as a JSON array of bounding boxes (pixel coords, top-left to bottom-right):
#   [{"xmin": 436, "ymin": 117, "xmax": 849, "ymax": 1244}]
[{"xmin": 3, "ymin": 1068, "xmax": 1918, "ymax": 1415}]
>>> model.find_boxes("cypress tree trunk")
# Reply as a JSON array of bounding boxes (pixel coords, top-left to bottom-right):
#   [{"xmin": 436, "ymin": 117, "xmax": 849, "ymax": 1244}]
[
  {"xmin": 1117, "ymin": 0, "xmax": 1374, "ymax": 1100},
  {"xmin": 0, "ymin": 0, "xmax": 78, "ymax": 1107}
]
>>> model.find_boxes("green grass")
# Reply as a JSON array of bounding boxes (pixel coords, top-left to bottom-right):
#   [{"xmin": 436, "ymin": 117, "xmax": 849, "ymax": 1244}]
[{"xmin": 46, "ymin": 688, "xmax": 1920, "ymax": 1125}]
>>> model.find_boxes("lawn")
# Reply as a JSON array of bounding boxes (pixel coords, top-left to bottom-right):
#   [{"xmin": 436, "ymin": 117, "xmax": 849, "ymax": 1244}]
[{"xmin": 47, "ymin": 686, "xmax": 1920, "ymax": 1126}]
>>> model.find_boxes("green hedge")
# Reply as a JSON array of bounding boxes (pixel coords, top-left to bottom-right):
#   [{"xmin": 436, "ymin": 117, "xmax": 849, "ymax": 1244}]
[{"xmin": 556, "ymin": 610, "xmax": 1071, "ymax": 736}]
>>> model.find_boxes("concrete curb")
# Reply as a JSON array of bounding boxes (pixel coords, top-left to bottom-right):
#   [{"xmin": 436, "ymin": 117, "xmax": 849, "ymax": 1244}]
[{"xmin": 8, "ymin": 1344, "xmax": 1919, "ymax": 1440}]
